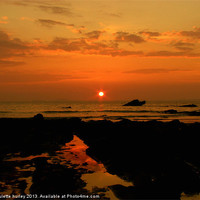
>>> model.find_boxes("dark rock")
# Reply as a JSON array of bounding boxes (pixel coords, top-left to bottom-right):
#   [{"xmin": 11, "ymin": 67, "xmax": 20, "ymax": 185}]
[
  {"xmin": 123, "ymin": 99, "xmax": 146, "ymax": 106},
  {"xmin": 184, "ymin": 111, "xmax": 200, "ymax": 116},
  {"xmin": 62, "ymin": 106, "xmax": 72, "ymax": 109},
  {"xmin": 179, "ymin": 104, "xmax": 197, "ymax": 107},
  {"xmin": 164, "ymin": 109, "xmax": 178, "ymax": 114},
  {"xmin": 168, "ymin": 119, "xmax": 181, "ymax": 125},
  {"xmin": 31, "ymin": 157, "xmax": 87, "ymax": 195},
  {"xmin": 77, "ymin": 120, "xmax": 200, "ymax": 199},
  {"xmin": 33, "ymin": 113, "xmax": 44, "ymax": 120}
]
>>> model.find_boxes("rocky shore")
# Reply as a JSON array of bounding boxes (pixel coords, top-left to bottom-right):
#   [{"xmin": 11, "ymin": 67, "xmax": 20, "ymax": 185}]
[{"xmin": 0, "ymin": 117, "xmax": 200, "ymax": 199}]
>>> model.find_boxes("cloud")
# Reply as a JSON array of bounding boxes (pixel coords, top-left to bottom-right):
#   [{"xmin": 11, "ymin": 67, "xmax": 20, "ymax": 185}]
[
  {"xmin": 47, "ymin": 38, "xmax": 84, "ymax": 51},
  {"xmin": 103, "ymin": 50, "xmax": 143, "ymax": 57},
  {"xmin": 36, "ymin": 19, "xmax": 85, "ymax": 34},
  {"xmin": 1, "ymin": 25, "xmax": 200, "ymax": 59},
  {"xmin": 37, "ymin": 19, "xmax": 74, "ymax": 28},
  {"xmin": 114, "ymin": 31, "xmax": 145, "ymax": 43},
  {"xmin": 47, "ymin": 37, "xmax": 113, "ymax": 52},
  {"xmin": 0, "ymin": 30, "xmax": 30, "ymax": 59},
  {"xmin": 38, "ymin": 5, "xmax": 73, "ymax": 16},
  {"xmin": 0, "ymin": 60, "xmax": 25, "ymax": 67},
  {"xmin": 46, "ymin": 36, "xmax": 143, "ymax": 57},
  {"xmin": 68, "ymin": 26, "xmax": 86, "ymax": 34},
  {"xmin": 171, "ymin": 41, "xmax": 195, "ymax": 51},
  {"xmin": 106, "ymin": 12, "xmax": 122, "ymax": 18},
  {"xmin": 0, "ymin": 28, "xmax": 142, "ymax": 58},
  {"xmin": 171, "ymin": 41, "xmax": 194, "ymax": 47},
  {"xmin": 173, "ymin": 46, "xmax": 194, "ymax": 51},
  {"xmin": 2, "ymin": 0, "xmax": 73, "ymax": 16},
  {"xmin": 43, "ymin": 31, "xmax": 200, "ymax": 57},
  {"xmin": 0, "ymin": 72, "xmax": 88, "ymax": 83},
  {"xmin": 139, "ymin": 31, "xmax": 161, "ymax": 37},
  {"xmin": 84, "ymin": 30, "xmax": 104, "ymax": 39},
  {"xmin": 1, "ymin": 1, "xmax": 27, "ymax": 6},
  {"xmin": 124, "ymin": 68, "xmax": 191, "ymax": 74},
  {"xmin": 0, "ymin": 30, "xmax": 28, "ymax": 50},
  {"xmin": 146, "ymin": 51, "xmax": 200, "ymax": 57},
  {"xmin": 180, "ymin": 27, "xmax": 200, "ymax": 39}
]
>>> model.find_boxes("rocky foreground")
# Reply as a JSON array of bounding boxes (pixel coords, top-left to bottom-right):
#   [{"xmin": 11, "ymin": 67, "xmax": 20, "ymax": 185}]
[{"xmin": 0, "ymin": 117, "xmax": 200, "ymax": 199}]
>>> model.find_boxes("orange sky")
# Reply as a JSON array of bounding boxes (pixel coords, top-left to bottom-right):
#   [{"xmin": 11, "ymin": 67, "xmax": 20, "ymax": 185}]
[{"xmin": 0, "ymin": 0, "xmax": 200, "ymax": 101}]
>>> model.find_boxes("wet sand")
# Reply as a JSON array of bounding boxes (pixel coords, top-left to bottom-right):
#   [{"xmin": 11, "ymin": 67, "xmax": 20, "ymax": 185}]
[{"xmin": 0, "ymin": 117, "xmax": 200, "ymax": 199}]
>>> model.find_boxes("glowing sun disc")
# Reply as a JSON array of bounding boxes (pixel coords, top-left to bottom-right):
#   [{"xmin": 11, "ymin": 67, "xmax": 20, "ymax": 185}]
[{"xmin": 98, "ymin": 91, "xmax": 104, "ymax": 97}]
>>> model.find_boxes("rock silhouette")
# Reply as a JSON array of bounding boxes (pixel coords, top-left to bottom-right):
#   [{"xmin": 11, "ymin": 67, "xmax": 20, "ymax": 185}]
[
  {"xmin": 179, "ymin": 104, "xmax": 197, "ymax": 107},
  {"xmin": 77, "ymin": 119, "xmax": 200, "ymax": 199},
  {"xmin": 164, "ymin": 109, "xmax": 178, "ymax": 114},
  {"xmin": 33, "ymin": 113, "xmax": 44, "ymax": 120},
  {"xmin": 123, "ymin": 99, "xmax": 146, "ymax": 106}
]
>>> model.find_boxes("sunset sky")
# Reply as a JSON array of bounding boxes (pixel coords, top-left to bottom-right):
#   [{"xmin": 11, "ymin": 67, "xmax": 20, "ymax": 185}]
[{"xmin": 0, "ymin": 0, "xmax": 200, "ymax": 101}]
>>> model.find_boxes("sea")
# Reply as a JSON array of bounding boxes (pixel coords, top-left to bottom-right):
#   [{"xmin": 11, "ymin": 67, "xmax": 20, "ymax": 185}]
[{"xmin": 0, "ymin": 100, "xmax": 200, "ymax": 122}]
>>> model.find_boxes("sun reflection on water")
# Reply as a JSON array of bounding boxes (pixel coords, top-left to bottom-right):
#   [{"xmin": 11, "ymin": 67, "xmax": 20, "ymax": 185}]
[
  {"xmin": 55, "ymin": 135, "xmax": 133, "ymax": 198},
  {"xmin": 3, "ymin": 135, "xmax": 133, "ymax": 199}
]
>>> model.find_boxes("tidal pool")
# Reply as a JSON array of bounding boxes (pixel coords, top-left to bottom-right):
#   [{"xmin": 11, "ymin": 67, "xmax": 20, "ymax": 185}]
[{"xmin": 2, "ymin": 135, "xmax": 133, "ymax": 199}]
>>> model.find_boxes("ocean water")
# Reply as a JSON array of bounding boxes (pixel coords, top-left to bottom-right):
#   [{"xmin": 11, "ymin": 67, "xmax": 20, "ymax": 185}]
[{"xmin": 0, "ymin": 100, "xmax": 200, "ymax": 122}]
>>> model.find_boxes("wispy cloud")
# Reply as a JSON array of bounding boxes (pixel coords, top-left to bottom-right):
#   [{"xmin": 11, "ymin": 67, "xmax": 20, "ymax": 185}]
[
  {"xmin": 171, "ymin": 41, "xmax": 194, "ymax": 47},
  {"xmin": 114, "ymin": 31, "xmax": 145, "ymax": 43},
  {"xmin": 38, "ymin": 5, "xmax": 73, "ymax": 16},
  {"xmin": 139, "ymin": 31, "xmax": 161, "ymax": 37},
  {"xmin": 103, "ymin": 50, "xmax": 143, "ymax": 57},
  {"xmin": 84, "ymin": 30, "xmax": 104, "ymax": 39},
  {"xmin": 37, "ymin": 19, "xmax": 74, "ymax": 28},
  {"xmin": 0, "ymin": 60, "xmax": 25, "ymax": 67},
  {"xmin": 146, "ymin": 51, "xmax": 200, "ymax": 57},
  {"xmin": 170, "ymin": 41, "xmax": 195, "ymax": 51},
  {"xmin": 180, "ymin": 27, "xmax": 200, "ymax": 39},
  {"xmin": 36, "ymin": 18, "xmax": 85, "ymax": 34},
  {"xmin": 106, "ymin": 12, "xmax": 122, "ymax": 18},
  {"xmin": 0, "ymin": 72, "xmax": 88, "ymax": 83},
  {"xmin": 124, "ymin": 68, "xmax": 191, "ymax": 74},
  {"xmin": 1, "ymin": 0, "xmax": 74, "ymax": 16}
]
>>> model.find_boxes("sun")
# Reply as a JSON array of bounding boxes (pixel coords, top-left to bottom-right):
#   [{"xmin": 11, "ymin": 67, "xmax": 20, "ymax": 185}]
[{"xmin": 98, "ymin": 91, "xmax": 104, "ymax": 97}]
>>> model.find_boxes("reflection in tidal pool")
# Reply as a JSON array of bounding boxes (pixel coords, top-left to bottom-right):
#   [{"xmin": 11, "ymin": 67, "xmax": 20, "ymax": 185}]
[
  {"xmin": 2, "ymin": 135, "xmax": 133, "ymax": 199},
  {"xmin": 55, "ymin": 135, "xmax": 106, "ymax": 172},
  {"xmin": 55, "ymin": 135, "xmax": 133, "ymax": 198}
]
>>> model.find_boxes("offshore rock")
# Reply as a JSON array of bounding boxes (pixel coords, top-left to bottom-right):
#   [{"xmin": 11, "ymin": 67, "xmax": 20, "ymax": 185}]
[
  {"xmin": 123, "ymin": 99, "xmax": 146, "ymax": 106},
  {"xmin": 179, "ymin": 104, "xmax": 197, "ymax": 107},
  {"xmin": 33, "ymin": 113, "xmax": 44, "ymax": 120},
  {"xmin": 164, "ymin": 109, "xmax": 178, "ymax": 114}
]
